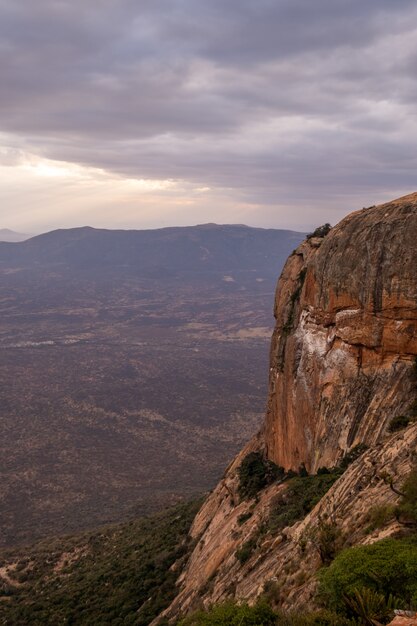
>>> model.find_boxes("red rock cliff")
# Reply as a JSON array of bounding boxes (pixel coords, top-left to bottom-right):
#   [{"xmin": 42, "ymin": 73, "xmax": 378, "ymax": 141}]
[
  {"xmin": 265, "ymin": 194, "xmax": 417, "ymax": 471},
  {"xmin": 157, "ymin": 194, "xmax": 417, "ymax": 623}
]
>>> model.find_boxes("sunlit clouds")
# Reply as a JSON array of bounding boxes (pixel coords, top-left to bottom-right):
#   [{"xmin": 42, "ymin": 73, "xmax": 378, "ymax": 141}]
[
  {"xmin": 1, "ymin": 1, "xmax": 417, "ymax": 232},
  {"xmin": 0, "ymin": 148, "xmax": 262, "ymax": 232}
]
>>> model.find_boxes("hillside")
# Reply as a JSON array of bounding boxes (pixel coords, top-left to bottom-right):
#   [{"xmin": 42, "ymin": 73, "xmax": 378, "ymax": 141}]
[
  {"xmin": 0, "ymin": 500, "xmax": 200, "ymax": 625},
  {"xmin": 0, "ymin": 224, "xmax": 303, "ymax": 547},
  {"xmin": 159, "ymin": 193, "xmax": 417, "ymax": 622}
]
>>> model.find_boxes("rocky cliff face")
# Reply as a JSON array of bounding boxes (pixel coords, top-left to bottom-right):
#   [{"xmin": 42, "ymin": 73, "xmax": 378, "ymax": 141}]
[
  {"xmin": 265, "ymin": 194, "xmax": 417, "ymax": 472},
  {"xmin": 158, "ymin": 194, "xmax": 417, "ymax": 623}
]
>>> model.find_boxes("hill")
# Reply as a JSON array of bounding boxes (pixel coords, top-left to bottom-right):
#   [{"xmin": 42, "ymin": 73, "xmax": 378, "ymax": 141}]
[
  {"xmin": 0, "ymin": 500, "xmax": 200, "ymax": 625},
  {"xmin": 0, "ymin": 229, "xmax": 30, "ymax": 243},
  {"xmin": 0, "ymin": 223, "xmax": 302, "ymax": 276}
]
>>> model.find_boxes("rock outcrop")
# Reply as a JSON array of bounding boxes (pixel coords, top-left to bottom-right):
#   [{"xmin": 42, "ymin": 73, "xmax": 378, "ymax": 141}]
[
  {"xmin": 265, "ymin": 195, "xmax": 417, "ymax": 472},
  {"xmin": 157, "ymin": 194, "xmax": 417, "ymax": 623}
]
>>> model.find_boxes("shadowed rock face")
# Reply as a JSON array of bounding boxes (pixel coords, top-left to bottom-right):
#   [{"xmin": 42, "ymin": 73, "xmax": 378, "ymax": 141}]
[{"xmin": 265, "ymin": 194, "xmax": 417, "ymax": 472}]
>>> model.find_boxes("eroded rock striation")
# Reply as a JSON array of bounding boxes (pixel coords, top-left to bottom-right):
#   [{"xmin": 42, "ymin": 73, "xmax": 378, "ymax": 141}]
[
  {"xmin": 265, "ymin": 194, "xmax": 417, "ymax": 472},
  {"xmin": 158, "ymin": 194, "xmax": 417, "ymax": 623}
]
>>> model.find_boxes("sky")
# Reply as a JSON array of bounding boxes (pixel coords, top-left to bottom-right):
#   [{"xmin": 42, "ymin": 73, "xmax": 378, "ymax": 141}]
[{"xmin": 1, "ymin": 0, "xmax": 417, "ymax": 234}]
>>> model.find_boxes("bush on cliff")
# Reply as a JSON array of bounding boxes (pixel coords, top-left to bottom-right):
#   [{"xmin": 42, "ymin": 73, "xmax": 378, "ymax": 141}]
[
  {"xmin": 268, "ymin": 473, "xmax": 339, "ymax": 533},
  {"xmin": 307, "ymin": 223, "xmax": 331, "ymax": 239},
  {"xmin": 238, "ymin": 452, "xmax": 285, "ymax": 500},
  {"xmin": 318, "ymin": 537, "xmax": 417, "ymax": 615},
  {"xmin": 178, "ymin": 600, "xmax": 277, "ymax": 625},
  {"xmin": 235, "ymin": 537, "xmax": 258, "ymax": 564},
  {"xmin": 397, "ymin": 465, "xmax": 417, "ymax": 525},
  {"xmin": 388, "ymin": 414, "xmax": 413, "ymax": 432},
  {"xmin": 178, "ymin": 603, "xmax": 352, "ymax": 625}
]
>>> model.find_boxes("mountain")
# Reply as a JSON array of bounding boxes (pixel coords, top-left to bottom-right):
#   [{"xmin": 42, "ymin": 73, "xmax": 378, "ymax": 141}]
[
  {"xmin": 0, "ymin": 228, "xmax": 30, "ymax": 242},
  {"xmin": 0, "ymin": 223, "xmax": 302, "ymax": 276},
  {"xmin": 0, "ymin": 223, "xmax": 304, "ymax": 547},
  {"xmin": 159, "ymin": 193, "xmax": 417, "ymax": 621}
]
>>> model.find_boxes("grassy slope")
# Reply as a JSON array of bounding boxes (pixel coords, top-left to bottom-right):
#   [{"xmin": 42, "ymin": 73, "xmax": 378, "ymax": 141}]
[{"xmin": 0, "ymin": 500, "xmax": 200, "ymax": 626}]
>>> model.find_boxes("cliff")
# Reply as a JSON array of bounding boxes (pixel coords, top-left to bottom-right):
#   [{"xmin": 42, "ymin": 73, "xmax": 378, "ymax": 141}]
[
  {"xmin": 158, "ymin": 193, "xmax": 417, "ymax": 622},
  {"xmin": 265, "ymin": 194, "xmax": 417, "ymax": 472}
]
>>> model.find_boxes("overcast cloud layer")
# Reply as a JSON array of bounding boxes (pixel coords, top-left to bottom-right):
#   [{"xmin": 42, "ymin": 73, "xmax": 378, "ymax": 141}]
[{"xmin": 1, "ymin": 0, "xmax": 417, "ymax": 232}]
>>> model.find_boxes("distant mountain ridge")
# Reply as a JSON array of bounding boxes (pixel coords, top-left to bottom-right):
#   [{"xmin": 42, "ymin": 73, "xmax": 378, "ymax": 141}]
[
  {"xmin": 0, "ymin": 224, "xmax": 304, "ymax": 277},
  {"xmin": 0, "ymin": 228, "xmax": 30, "ymax": 242}
]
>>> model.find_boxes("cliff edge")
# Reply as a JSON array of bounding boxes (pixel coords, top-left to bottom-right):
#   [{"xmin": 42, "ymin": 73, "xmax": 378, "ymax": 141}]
[
  {"xmin": 157, "ymin": 193, "xmax": 417, "ymax": 622},
  {"xmin": 265, "ymin": 194, "xmax": 417, "ymax": 472}
]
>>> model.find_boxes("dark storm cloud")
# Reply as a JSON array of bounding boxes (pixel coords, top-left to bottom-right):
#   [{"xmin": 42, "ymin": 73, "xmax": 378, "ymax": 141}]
[{"xmin": 1, "ymin": 0, "xmax": 417, "ymax": 219}]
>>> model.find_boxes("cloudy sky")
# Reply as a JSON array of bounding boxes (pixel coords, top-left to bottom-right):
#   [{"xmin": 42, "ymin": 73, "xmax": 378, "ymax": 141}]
[{"xmin": 1, "ymin": 0, "xmax": 416, "ymax": 233}]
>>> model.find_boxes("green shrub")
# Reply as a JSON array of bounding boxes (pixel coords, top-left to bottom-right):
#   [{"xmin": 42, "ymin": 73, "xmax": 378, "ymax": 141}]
[
  {"xmin": 237, "ymin": 512, "xmax": 253, "ymax": 526},
  {"xmin": 268, "ymin": 474, "xmax": 339, "ymax": 533},
  {"xmin": 364, "ymin": 505, "xmax": 395, "ymax": 533},
  {"xmin": 317, "ymin": 467, "xmax": 331, "ymax": 475},
  {"xmin": 318, "ymin": 537, "xmax": 417, "ymax": 614},
  {"xmin": 388, "ymin": 415, "xmax": 412, "ymax": 432},
  {"xmin": 307, "ymin": 224, "xmax": 332, "ymax": 239},
  {"xmin": 388, "ymin": 393, "xmax": 417, "ymax": 432},
  {"xmin": 235, "ymin": 538, "xmax": 257, "ymax": 564},
  {"xmin": 343, "ymin": 587, "xmax": 399, "ymax": 625},
  {"xmin": 238, "ymin": 453, "xmax": 285, "ymax": 500},
  {"xmin": 275, "ymin": 609, "xmax": 353, "ymax": 625},
  {"xmin": 310, "ymin": 520, "xmax": 342, "ymax": 565},
  {"xmin": 338, "ymin": 444, "xmax": 368, "ymax": 471},
  {"xmin": 397, "ymin": 467, "xmax": 417, "ymax": 524},
  {"xmin": 178, "ymin": 600, "xmax": 277, "ymax": 625},
  {"xmin": 298, "ymin": 464, "xmax": 309, "ymax": 478},
  {"xmin": 262, "ymin": 579, "xmax": 281, "ymax": 606}
]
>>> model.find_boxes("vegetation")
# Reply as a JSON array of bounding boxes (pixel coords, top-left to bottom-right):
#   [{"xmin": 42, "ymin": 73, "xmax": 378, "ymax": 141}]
[
  {"xmin": 236, "ymin": 450, "xmax": 346, "ymax": 509},
  {"xmin": 177, "ymin": 600, "xmax": 277, "ymax": 625},
  {"xmin": 318, "ymin": 537, "xmax": 417, "ymax": 615},
  {"xmin": 234, "ymin": 472, "xmax": 343, "ymax": 566},
  {"xmin": 306, "ymin": 519, "xmax": 343, "ymax": 566},
  {"xmin": 235, "ymin": 538, "xmax": 258, "ymax": 564},
  {"xmin": 388, "ymin": 402, "xmax": 417, "ymax": 434},
  {"xmin": 237, "ymin": 512, "xmax": 254, "ymax": 526},
  {"xmin": 338, "ymin": 444, "xmax": 368, "ymax": 471},
  {"xmin": 343, "ymin": 587, "xmax": 400, "ymax": 625},
  {"xmin": 307, "ymin": 224, "xmax": 332, "ymax": 239},
  {"xmin": 182, "ymin": 532, "xmax": 417, "ymax": 625},
  {"xmin": 238, "ymin": 452, "xmax": 285, "ymax": 500},
  {"xmin": 364, "ymin": 504, "xmax": 395, "ymax": 534},
  {"xmin": 179, "ymin": 368, "xmax": 417, "ymax": 625},
  {"xmin": 388, "ymin": 414, "xmax": 413, "ymax": 432},
  {"xmin": 177, "ymin": 602, "xmax": 353, "ymax": 625},
  {"xmin": 0, "ymin": 500, "xmax": 200, "ymax": 625},
  {"xmin": 326, "ymin": 461, "xmax": 417, "ymax": 624},
  {"xmin": 237, "ymin": 444, "xmax": 370, "ymax": 546},
  {"xmin": 268, "ymin": 473, "xmax": 340, "ymax": 534},
  {"xmin": 397, "ymin": 465, "xmax": 417, "ymax": 524}
]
